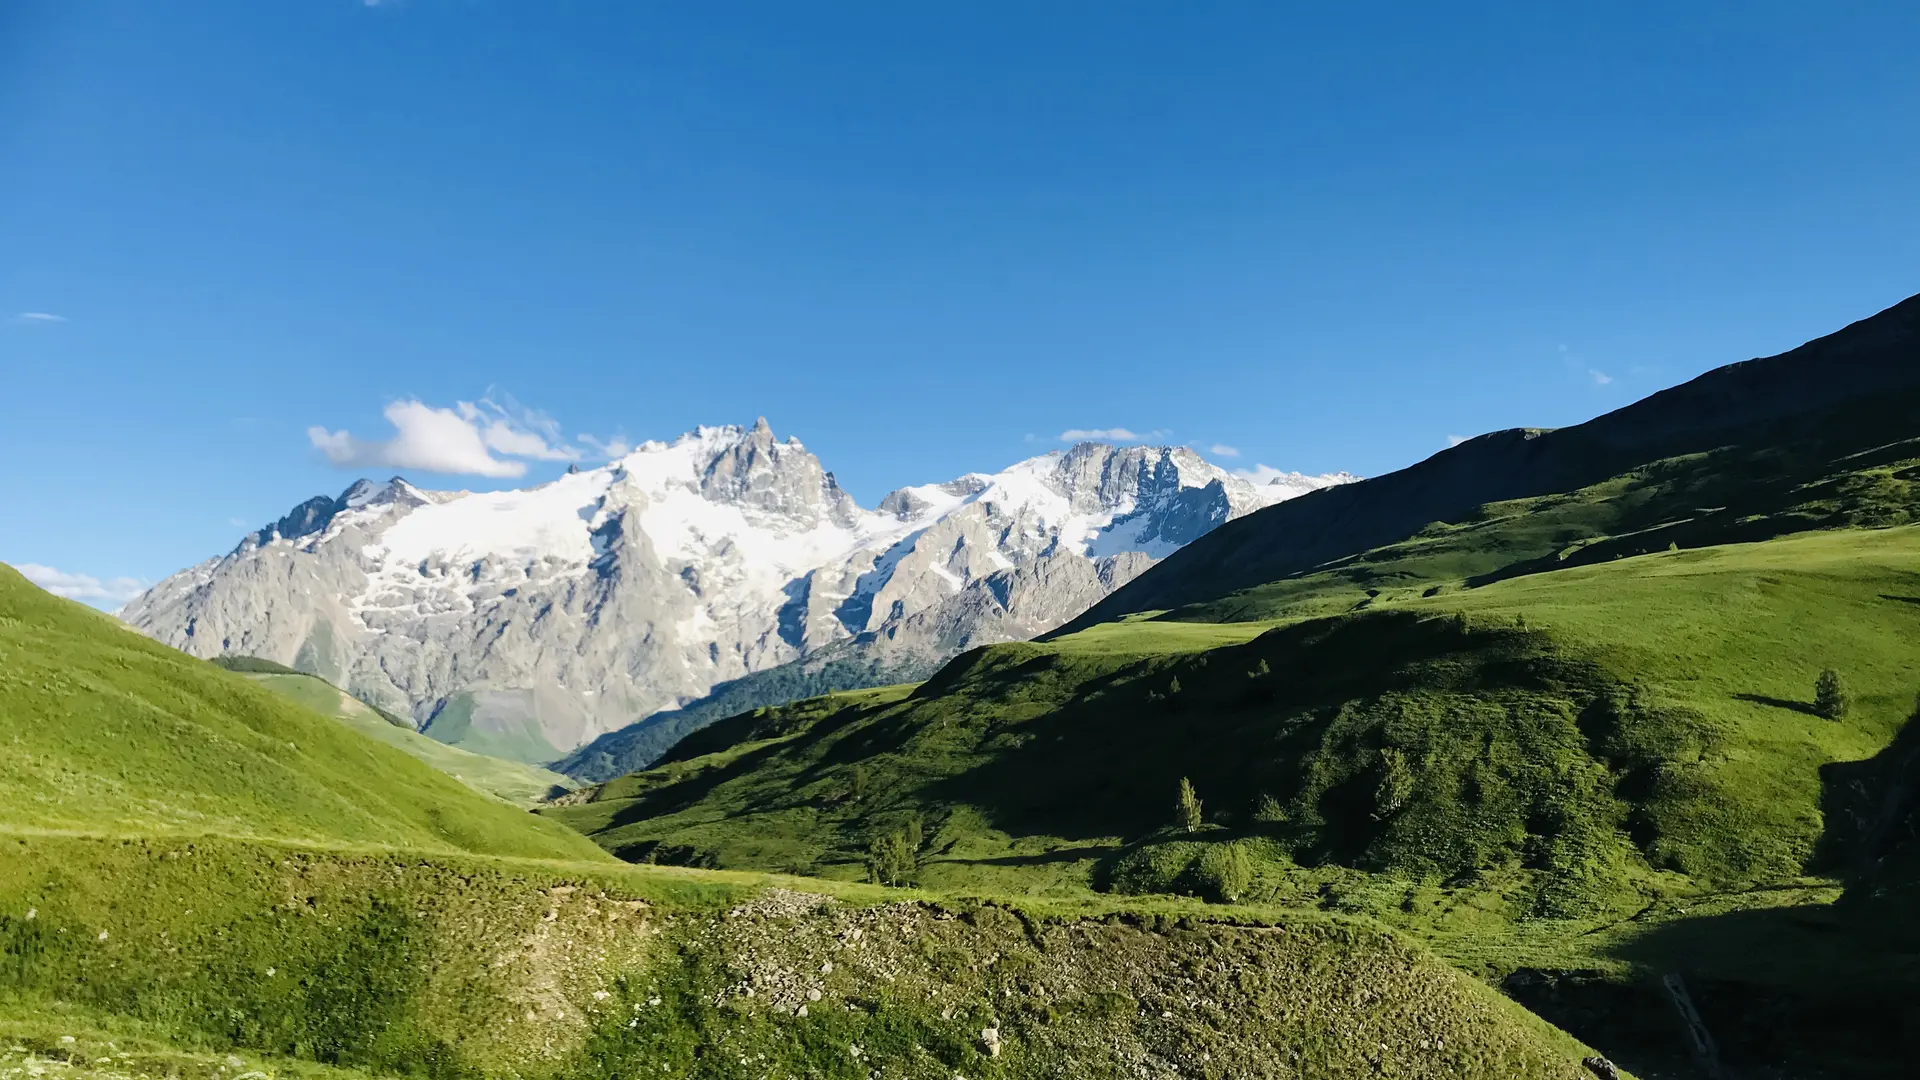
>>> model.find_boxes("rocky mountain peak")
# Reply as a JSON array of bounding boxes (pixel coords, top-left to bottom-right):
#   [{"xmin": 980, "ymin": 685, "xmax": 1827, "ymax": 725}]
[
  {"xmin": 128, "ymin": 423, "xmax": 1351, "ymax": 764},
  {"xmin": 1048, "ymin": 442, "xmax": 1218, "ymax": 515},
  {"xmin": 671, "ymin": 421, "xmax": 859, "ymax": 528}
]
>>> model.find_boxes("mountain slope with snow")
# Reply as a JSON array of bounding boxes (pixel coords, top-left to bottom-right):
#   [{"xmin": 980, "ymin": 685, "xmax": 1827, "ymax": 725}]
[{"xmin": 122, "ymin": 420, "xmax": 1351, "ymax": 763}]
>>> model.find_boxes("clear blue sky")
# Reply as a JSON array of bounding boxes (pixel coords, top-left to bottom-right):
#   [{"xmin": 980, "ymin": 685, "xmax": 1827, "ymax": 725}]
[{"xmin": 4, "ymin": 1, "xmax": 1917, "ymax": 605}]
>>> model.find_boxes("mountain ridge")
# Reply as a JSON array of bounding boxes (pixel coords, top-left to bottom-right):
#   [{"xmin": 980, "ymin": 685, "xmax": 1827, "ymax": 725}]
[
  {"xmin": 121, "ymin": 426, "xmax": 1350, "ymax": 762},
  {"xmin": 1058, "ymin": 290, "xmax": 1920, "ymax": 630}
]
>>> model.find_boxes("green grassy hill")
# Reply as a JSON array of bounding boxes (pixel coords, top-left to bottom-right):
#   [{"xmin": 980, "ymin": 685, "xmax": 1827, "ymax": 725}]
[
  {"xmin": 545, "ymin": 527, "xmax": 1920, "ymax": 905},
  {"xmin": 0, "ymin": 562, "xmax": 1609, "ymax": 1080},
  {"xmin": 0, "ymin": 562, "xmax": 602, "ymax": 860},
  {"xmin": 223, "ymin": 663, "xmax": 574, "ymax": 806}
]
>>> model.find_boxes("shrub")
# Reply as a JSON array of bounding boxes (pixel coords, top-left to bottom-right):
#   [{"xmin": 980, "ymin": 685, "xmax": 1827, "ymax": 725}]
[
  {"xmin": 1194, "ymin": 842, "xmax": 1254, "ymax": 903},
  {"xmin": 1815, "ymin": 669, "xmax": 1851, "ymax": 720},
  {"xmin": 1372, "ymin": 747, "xmax": 1416, "ymax": 819},
  {"xmin": 1105, "ymin": 842, "xmax": 1201, "ymax": 896}
]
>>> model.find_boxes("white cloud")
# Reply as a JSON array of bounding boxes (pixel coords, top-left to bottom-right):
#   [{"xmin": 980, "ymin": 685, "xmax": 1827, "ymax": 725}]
[
  {"xmin": 13, "ymin": 312, "xmax": 65, "ymax": 323},
  {"xmin": 1589, "ymin": 369, "xmax": 1613, "ymax": 386},
  {"xmin": 307, "ymin": 394, "xmax": 613, "ymax": 478},
  {"xmin": 1059, "ymin": 427, "xmax": 1140, "ymax": 442},
  {"xmin": 1057, "ymin": 427, "xmax": 1173, "ymax": 444},
  {"xmin": 456, "ymin": 397, "xmax": 580, "ymax": 463},
  {"xmin": 1208, "ymin": 444, "xmax": 1241, "ymax": 458},
  {"xmin": 17, "ymin": 564, "xmax": 147, "ymax": 608},
  {"xmin": 1232, "ymin": 464, "xmax": 1303, "ymax": 485},
  {"xmin": 310, "ymin": 401, "xmax": 524, "ymax": 478},
  {"xmin": 1447, "ymin": 434, "xmax": 1470, "ymax": 447}
]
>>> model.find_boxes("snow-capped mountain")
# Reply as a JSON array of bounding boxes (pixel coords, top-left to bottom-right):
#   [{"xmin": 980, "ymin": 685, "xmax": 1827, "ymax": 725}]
[{"xmin": 122, "ymin": 420, "xmax": 1352, "ymax": 763}]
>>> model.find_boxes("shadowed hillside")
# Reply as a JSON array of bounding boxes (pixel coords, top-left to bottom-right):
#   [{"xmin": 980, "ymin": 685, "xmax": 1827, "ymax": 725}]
[{"xmin": 1059, "ymin": 290, "xmax": 1920, "ymax": 629}]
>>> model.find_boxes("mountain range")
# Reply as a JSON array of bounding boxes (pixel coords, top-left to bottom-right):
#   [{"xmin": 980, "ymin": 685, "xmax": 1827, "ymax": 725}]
[{"xmin": 121, "ymin": 424, "xmax": 1350, "ymax": 764}]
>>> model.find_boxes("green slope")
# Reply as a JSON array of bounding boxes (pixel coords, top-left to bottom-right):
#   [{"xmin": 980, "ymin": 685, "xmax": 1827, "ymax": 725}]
[
  {"xmin": 0, "ymin": 561, "xmax": 1610, "ymax": 1080},
  {"xmin": 231, "ymin": 667, "xmax": 573, "ymax": 806},
  {"xmin": 0, "ymin": 562, "xmax": 602, "ymax": 861}
]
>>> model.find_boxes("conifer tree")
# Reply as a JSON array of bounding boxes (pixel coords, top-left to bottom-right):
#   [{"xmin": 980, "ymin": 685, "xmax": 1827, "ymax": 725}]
[
  {"xmin": 1814, "ymin": 669, "xmax": 1850, "ymax": 720},
  {"xmin": 1176, "ymin": 776, "xmax": 1203, "ymax": 833}
]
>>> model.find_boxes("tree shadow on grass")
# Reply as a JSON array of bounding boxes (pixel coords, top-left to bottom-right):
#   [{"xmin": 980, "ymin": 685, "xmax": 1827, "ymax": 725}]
[
  {"xmin": 932, "ymin": 844, "xmax": 1117, "ymax": 869},
  {"xmin": 1593, "ymin": 901, "xmax": 1920, "ymax": 1078},
  {"xmin": 1733, "ymin": 692, "xmax": 1822, "ymax": 717},
  {"xmin": 1567, "ymin": 708, "xmax": 1920, "ymax": 1077}
]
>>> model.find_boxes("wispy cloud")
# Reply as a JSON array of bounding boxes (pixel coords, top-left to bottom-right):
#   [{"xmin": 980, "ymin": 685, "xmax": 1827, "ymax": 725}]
[
  {"xmin": 1208, "ymin": 443, "xmax": 1241, "ymax": 458},
  {"xmin": 577, "ymin": 433, "xmax": 633, "ymax": 459},
  {"xmin": 17, "ymin": 563, "xmax": 147, "ymax": 608},
  {"xmin": 12, "ymin": 312, "xmax": 65, "ymax": 324},
  {"xmin": 1057, "ymin": 427, "xmax": 1172, "ymax": 444},
  {"xmin": 1233, "ymin": 464, "xmax": 1311, "ymax": 485},
  {"xmin": 308, "ymin": 394, "xmax": 620, "ymax": 478},
  {"xmin": 1589, "ymin": 369, "xmax": 1613, "ymax": 386},
  {"xmin": 1447, "ymin": 434, "xmax": 1470, "ymax": 447},
  {"xmin": 1059, "ymin": 427, "xmax": 1140, "ymax": 442}
]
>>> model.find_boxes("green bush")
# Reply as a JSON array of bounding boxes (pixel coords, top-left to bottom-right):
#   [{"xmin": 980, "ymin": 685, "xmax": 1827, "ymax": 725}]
[
  {"xmin": 1105, "ymin": 842, "xmax": 1203, "ymax": 896},
  {"xmin": 1194, "ymin": 842, "xmax": 1254, "ymax": 903},
  {"xmin": 1372, "ymin": 747, "xmax": 1416, "ymax": 820},
  {"xmin": 1252, "ymin": 793, "xmax": 1287, "ymax": 824}
]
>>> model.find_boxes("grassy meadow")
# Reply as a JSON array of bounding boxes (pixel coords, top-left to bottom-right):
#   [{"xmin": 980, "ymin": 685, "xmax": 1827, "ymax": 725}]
[{"xmin": 0, "ymin": 559, "xmax": 1608, "ymax": 1079}]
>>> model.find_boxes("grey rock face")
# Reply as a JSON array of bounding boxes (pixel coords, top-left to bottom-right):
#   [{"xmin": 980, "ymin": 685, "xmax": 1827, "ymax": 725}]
[{"xmin": 122, "ymin": 424, "xmax": 1349, "ymax": 762}]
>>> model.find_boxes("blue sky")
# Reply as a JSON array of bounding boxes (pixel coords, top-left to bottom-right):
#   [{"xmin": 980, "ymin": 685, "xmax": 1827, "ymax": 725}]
[{"xmin": 3, "ymin": 1, "xmax": 1917, "ymax": 606}]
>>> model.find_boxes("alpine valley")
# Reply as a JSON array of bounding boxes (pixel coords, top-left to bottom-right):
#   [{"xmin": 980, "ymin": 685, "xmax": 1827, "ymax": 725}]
[{"xmin": 121, "ymin": 426, "xmax": 1351, "ymax": 768}]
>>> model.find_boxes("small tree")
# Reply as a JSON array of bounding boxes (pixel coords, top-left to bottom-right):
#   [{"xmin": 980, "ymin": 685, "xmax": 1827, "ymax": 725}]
[
  {"xmin": 903, "ymin": 811, "xmax": 924, "ymax": 854},
  {"xmin": 866, "ymin": 829, "xmax": 916, "ymax": 886},
  {"xmin": 1814, "ymin": 669, "xmax": 1850, "ymax": 720},
  {"xmin": 1167, "ymin": 677, "xmax": 1183, "ymax": 696},
  {"xmin": 1176, "ymin": 776, "xmax": 1204, "ymax": 833}
]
